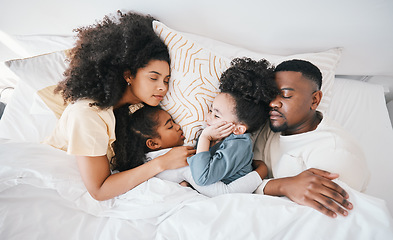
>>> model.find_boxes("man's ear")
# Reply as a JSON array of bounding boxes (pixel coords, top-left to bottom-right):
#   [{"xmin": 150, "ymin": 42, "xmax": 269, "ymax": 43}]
[
  {"xmin": 233, "ymin": 124, "xmax": 247, "ymax": 135},
  {"xmin": 311, "ymin": 90, "xmax": 322, "ymax": 110},
  {"xmin": 146, "ymin": 138, "xmax": 161, "ymax": 150}
]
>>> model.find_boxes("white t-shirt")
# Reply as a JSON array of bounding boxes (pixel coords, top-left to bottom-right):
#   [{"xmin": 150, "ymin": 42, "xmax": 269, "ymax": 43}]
[{"xmin": 253, "ymin": 115, "xmax": 370, "ymax": 193}]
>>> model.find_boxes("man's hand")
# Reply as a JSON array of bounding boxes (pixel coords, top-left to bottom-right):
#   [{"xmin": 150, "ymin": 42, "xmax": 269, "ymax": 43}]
[{"xmin": 264, "ymin": 168, "xmax": 352, "ymax": 218}]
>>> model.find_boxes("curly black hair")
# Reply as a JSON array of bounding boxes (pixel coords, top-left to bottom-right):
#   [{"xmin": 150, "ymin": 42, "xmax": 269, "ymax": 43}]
[
  {"xmin": 275, "ymin": 59, "xmax": 322, "ymax": 90},
  {"xmin": 56, "ymin": 11, "xmax": 170, "ymax": 109},
  {"xmin": 111, "ymin": 105, "xmax": 162, "ymax": 172},
  {"xmin": 219, "ymin": 57, "xmax": 278, "ymax": 133}
]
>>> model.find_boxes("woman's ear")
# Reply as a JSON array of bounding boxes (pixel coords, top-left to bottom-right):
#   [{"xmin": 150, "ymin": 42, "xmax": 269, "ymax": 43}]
[
  {"xmin": 233, "ymin": 124, "xmax": 247, "ymax": 135},
  {"xmin": 123, "ymin": 70, "xmax": 132, "ymax": 82},
  {"xmin": 146, "ymin": 138, "xmax": 161, "ymax": 150},
  {"xmin": 311, "ymin": 90, "xmax": 322, "ymax": 110}
]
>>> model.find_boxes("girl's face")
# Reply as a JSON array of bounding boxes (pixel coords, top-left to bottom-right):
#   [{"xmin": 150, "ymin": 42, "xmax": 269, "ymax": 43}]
[
  {"xmin": 206, "ymin": 93, "xmax": 238, "ymax": 126},
  {"xmin": 128, "ymin": 59, "xmax": 170, "ymax": 106},
  {"xmin": 150, "ymin": 110, "xmax": 185, "ymax": 149}
]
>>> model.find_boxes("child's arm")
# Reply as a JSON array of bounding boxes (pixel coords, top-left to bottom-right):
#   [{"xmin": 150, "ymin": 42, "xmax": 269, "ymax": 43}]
[
  {"xmin": 182, "ymin": 167, "xmax": 262, "ymax": 197},
  {"xmin": 188, "ymin": 135, "xmax": 252, "ymax": 186}
]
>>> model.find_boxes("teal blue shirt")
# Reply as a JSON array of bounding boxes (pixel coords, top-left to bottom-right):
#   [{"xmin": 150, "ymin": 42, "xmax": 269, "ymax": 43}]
[{"xmin": 187, "ymin": 133, "xmax": 253, "ymax": 186}]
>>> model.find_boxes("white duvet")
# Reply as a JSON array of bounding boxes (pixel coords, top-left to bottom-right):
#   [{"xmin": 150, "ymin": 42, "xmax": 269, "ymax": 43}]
[{"xmin": 0, "ymin": 139, "xmax": 392, "ymax": 240}]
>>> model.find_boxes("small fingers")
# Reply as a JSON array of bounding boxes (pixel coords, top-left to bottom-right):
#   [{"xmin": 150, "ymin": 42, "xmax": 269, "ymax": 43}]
[{"xmin": 216, "ymin": 122, "xmax": 235, "ymax": 136}]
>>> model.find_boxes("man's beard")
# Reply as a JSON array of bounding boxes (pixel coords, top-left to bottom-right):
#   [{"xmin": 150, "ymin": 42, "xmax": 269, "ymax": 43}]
[{"xmin": 269, "ymin": 121, "xmax": 288, "ymax": 133}]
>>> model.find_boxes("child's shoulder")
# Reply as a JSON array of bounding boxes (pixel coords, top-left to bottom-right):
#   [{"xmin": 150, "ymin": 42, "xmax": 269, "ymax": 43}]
[{"xmin": 225, "ymin": 133, "xmax": 252, "ymax": 141}]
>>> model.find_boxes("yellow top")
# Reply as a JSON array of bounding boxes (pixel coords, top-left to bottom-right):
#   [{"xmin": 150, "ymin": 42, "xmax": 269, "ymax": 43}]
[{"xmin": 43, "ymin": 99, "xmax": 116, "ymax": 161}]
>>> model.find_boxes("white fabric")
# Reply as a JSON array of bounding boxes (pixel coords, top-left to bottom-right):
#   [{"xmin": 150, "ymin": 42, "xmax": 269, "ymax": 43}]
[
  {"xmin": 1, "ymin": 1, "xmax": 392, "ymax": 76},
  {"xmin": 146, "ymin": 148, "xmax": 262, "ymax": 197},
  {"xmin": 0, "ymin": 80, "xmax": 58, "ymax": 142},
  {"xmin": 327, "ymin": 78, "xmax": 393, "ymax": 212},
  {"xmin": 0, "ymin": 139, "xmax": 392, "ymax": 239},
  {"xmin": 254, "ymin": 115, "xmax": 370, "ymax": 194},
  {"xmin": 0, "ymin": 51, "xmax": 69, "ymax": 142}
]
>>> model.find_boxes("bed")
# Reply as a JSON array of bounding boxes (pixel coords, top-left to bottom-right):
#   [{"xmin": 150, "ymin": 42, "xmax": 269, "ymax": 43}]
[{"xmin": 1, "ymin": 0, "xmax": 393, "ymax": 239}]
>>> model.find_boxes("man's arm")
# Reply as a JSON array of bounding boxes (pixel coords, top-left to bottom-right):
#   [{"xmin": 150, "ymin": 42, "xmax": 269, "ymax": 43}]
[{"xmin": 263, "ymin": 168, "xmax": 352, "ymax": 218}]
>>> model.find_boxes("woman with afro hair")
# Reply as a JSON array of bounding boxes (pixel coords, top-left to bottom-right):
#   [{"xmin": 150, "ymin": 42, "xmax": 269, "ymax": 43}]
[{"xmin": 44, "ymin": 11, "xmax": 195, "ymax": 201}]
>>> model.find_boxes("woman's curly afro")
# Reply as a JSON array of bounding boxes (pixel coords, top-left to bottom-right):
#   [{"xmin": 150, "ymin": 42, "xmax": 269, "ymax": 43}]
[{"xmin": 56, "ymin": 11, "xmax": 170, "ymax": 109}]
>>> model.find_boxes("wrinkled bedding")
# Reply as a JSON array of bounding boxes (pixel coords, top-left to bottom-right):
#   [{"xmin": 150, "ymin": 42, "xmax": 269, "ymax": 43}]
[{"xmin": 1, "ymin": 139, "xmax": 392, "ymax": 239}]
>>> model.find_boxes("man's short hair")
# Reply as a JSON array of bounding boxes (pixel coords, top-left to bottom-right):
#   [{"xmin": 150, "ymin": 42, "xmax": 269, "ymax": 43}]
[{"xmin": 274, "ymin": 59, "xmax": 322, "ymax": 90}]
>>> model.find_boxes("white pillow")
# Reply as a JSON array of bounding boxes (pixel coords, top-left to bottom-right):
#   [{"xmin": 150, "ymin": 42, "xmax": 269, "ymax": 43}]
[
  {"xmin": 153, "ymin": 21, "xmax": 342, "ymax": 145},
  {"xmin": 326, "ymin": 77, "xmax": 393, "ymax": 212},
  {"xmin": 0, "ymin": 51, "xmax": 68, "ymax": 142}
]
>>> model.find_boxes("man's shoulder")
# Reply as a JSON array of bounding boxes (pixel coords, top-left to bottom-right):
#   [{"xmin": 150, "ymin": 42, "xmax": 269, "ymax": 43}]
[{"xmin": 311, "ymin": 115, "xmax": 363, "ymax": 152}]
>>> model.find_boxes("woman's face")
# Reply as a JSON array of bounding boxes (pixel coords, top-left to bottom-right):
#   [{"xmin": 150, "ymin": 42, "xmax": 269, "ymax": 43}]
[{"xmin": 129, "ymin": 60, "xmax": 170, "ymax": 106}]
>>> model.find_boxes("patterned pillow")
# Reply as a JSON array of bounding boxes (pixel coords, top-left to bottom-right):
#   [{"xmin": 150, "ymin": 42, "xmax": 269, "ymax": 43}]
[
  {"xmin": 153, "ymin": 21, "xmax": 342, "ymax": 145},
  {"xmin": 154, "ymin": 21, "xmax": 231, "ymax": 145}
]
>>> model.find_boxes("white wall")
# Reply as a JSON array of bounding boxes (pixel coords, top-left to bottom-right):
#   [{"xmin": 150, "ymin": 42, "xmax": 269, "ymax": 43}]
[{"xmin": 1, "ymin": 0, "xmax": 393, "ymax": 77}]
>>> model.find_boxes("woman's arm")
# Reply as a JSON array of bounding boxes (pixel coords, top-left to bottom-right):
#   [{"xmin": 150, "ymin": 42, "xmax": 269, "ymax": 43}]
[{"xmin": 77, "ymin": 146, "xmax": 194, "ymax": 201}]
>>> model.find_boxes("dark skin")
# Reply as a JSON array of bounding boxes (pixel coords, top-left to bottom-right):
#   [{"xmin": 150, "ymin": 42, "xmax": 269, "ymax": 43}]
[{"xmin": 262, "ymin": 71, "xmax": 353, "ymax": 218}]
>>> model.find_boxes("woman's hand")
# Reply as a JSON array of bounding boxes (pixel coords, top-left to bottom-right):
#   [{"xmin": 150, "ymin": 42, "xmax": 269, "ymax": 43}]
[
  {"xmin": 264, "ymin": 168, "xmax": 352, "ymax": 218},
  {"xmin": 158, "ymin": 146, "xmax": 196, "ymax": 170}
]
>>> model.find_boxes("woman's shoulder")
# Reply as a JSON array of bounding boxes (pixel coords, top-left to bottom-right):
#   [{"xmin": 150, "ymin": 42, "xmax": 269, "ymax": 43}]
[{"xmin": 64, "ymin": 99, "xmax": 114, "ymax": 122}]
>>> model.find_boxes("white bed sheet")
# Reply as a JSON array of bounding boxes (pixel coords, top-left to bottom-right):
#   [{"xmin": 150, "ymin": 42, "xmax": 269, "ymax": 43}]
[{"xmin": 0, "ymin": 139, "xmax": 392, "ymax": 239}]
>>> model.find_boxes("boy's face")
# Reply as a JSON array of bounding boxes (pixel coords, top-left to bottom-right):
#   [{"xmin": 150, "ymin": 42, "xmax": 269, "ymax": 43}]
[
  {"xmin": 153, "ymin": 110, "xmax": 185, "ymax": 149},
  {"xmin": 206, "ymin": 93, "xmax": 238, "ymax": 126}
]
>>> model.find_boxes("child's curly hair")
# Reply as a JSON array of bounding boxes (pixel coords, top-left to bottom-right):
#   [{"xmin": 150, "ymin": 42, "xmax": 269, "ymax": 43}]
[
  {"xmin": 56, "ymin": 11, "xmax": 170, "ymax": 109},
  {"xmin": 219, "ymin": 57, "xmax": 278, "ymax": 133}
]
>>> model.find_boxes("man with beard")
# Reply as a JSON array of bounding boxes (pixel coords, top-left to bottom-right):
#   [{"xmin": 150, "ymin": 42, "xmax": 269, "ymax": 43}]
[{"xmin": 253, "ymin": 59, "xmax": 370, "ymax": 218}]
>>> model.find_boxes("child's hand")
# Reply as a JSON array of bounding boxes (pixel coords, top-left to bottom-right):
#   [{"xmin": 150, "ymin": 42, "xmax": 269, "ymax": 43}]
[{"xmin": 201, "ymin": 121, "xmax": 234, "ymax": 142}]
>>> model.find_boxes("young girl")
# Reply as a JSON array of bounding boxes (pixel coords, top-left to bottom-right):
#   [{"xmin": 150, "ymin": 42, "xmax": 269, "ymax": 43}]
[
  {"xmin": 187, "ymin": 57, "xmax": 278, "ymax": 186},
  {"xmin": 44, "ymin": 11, "xmax": 194, "ymax": 201},
  {"xmin": 112, "ymin": 57, "xmax": 277, "ymax": 196}
]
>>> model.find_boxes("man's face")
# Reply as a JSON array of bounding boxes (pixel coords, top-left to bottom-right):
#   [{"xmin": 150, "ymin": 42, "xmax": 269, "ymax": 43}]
[{"xmin": 269, "ymin": 71, "xmax": 319, "ymax": 135}]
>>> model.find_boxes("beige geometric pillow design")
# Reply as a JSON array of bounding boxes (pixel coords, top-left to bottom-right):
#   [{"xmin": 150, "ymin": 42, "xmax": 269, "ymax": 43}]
[
  {"xmin": 153, "ymin": 21, "xmax": 231, "ymax": 146},
  {"xmin": 153, "ymin": 21, "xmax": 342, "ymax": 146}
]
